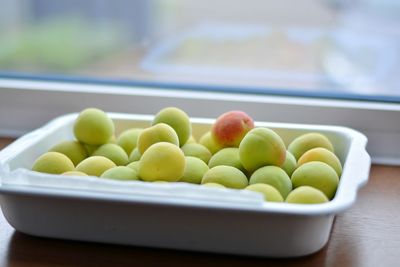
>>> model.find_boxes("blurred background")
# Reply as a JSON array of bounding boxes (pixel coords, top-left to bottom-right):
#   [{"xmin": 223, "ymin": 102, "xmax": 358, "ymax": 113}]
[{"xmin": 0, "ymin": 0, "xmax": 399, "ymax": 99}]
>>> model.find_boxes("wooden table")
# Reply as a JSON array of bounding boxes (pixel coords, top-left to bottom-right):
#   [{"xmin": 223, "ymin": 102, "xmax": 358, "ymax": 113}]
[{"xmin": 0, "ymin": 137, "xmax": 399, "ymax": 267}]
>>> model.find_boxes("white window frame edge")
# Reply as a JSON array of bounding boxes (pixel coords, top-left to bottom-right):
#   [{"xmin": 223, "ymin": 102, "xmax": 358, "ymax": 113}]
[{"xmin": 0, "ymin": 78, "xmax": 399, "ymax": 165}]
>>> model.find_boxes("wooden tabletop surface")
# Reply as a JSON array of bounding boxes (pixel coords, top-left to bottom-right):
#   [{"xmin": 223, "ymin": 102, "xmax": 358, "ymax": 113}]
[{"xmin": 0, "ymin": 137, "xmax": 399, "ymax": 267}]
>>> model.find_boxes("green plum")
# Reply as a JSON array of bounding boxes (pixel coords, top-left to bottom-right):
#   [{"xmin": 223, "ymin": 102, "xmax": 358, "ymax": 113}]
[
  {"xmin": 288, "ymin": 132, "xmax": 334, "ymax": 160},
  {"xmin": 245, "ymin": 184, "xmax": 284, "ymax": 202},
  {"xmin": 128, "ymin": 148, "xmax": 141, "ymax": 162},
  {"xmin": 92, "ymin": 143, "xmax": 129, "ymax": 166},
  {"xmin": 180, "ymin": 156, "xmax": 209, "ymax": 184},
  {"xmin": 73, "ymin": 108, "xmax": 114, "ymax": 145},
  {"xmin": 198, "ymin": 131, "xmax": 223, "ymax": 155},
  {"xmin": 297, "ymin": 147, "xmax": 342, "ymax": 176},
  {"xmin": 139, "ymin": 142, "xmax": 185, "ymax": 182},
  {"xmin": 137, "ymin": 123, "xmax": 179, "ymax": 155},
  {"xmin": 49, "ymin": 140, "xmax": 88, "ymax": 166},
  {"xmin": 181, "ymin": 143, "xmax": 212, "ymax": 164},
  {"xmin": 126, "ymin": 161, "xmax": 140, "ymax": 172},
  {"xmin": 208, "ymin": 147, "xmax": 246, "ymax": 173},
  {"xmin": 201, "ymin": 165, "xmax": 248, "ymax": 189},
  {"xmin": 76, "ymin": 156, "xmax": 116, "ymax": 176},
  {"xmin": 239, "ymin": 127, "xmax": 286, "ymax": 172},
  {"xmin": 152, "ymin": 107, "xmax": 192, "ymax": 146},
  {"xmin": 32, "ymin": 152, "xmax": 74, "ymax": 174},
  {"xmin": 183, "ymin": 135, "xmax": 197, "ymax": 145},
  {"xmin": 249, "ymin": 166, "xmax": 292, "ymax": 198},
  {"xmin": 286, "ymin": 186, "xmax": 329, "ymax": 204},
  {"xmin": 116, "ymin": 128, "xmax": 142, "ymax": 155},
  {"xmin": 281, "ymin": 150, "xmax": 297, "ymax": 177},
  {"xmin": 100, "ymin": 166, "xmax": 139, "ymax": 181},
  {"xmin": 291, "ymin": 161, "xmax": 339, "ymax": 199}
]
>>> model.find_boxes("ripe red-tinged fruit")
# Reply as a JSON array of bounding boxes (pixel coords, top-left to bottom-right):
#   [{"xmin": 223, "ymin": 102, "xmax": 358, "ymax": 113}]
[{"xmin": 212, "ymin": 111, "xmax": 254, "ymax": 147}]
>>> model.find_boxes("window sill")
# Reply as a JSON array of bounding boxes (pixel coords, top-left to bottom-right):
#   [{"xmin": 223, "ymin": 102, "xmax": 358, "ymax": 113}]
[{"xmin": 0, "ymin": 78, "xmax": 399, "ymax": 165}]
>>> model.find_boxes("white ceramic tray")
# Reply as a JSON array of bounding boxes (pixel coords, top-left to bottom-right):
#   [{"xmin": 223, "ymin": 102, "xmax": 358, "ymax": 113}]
[{"xmin": 0, "ymin": 113, "xmax": 370, "ymax": 257}]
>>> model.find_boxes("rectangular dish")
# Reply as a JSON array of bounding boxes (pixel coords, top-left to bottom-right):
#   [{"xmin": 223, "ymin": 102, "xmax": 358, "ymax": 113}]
[{"xmin": 0, "ymin": 112, "xmax": 370, "ymax": 257}]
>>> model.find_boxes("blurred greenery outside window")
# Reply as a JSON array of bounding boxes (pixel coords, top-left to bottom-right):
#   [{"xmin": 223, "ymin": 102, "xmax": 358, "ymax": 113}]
[{"xmin": 0, "ymin": 0, "xmax": 400, "ymax": 101}]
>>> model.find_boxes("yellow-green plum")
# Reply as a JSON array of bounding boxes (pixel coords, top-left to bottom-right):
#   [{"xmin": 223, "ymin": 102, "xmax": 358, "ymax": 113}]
[
  {"xmin": 116, "ymin": 128, "xmax": 142, "ymax": 155},
  {"xmin": 291, "ymin": 161, "xmax": 339, "ymax": 199},
  {"xmin": 49, "ymin": 140, "xmax": 88, "ymax": 166},
  {"xmin": 208, "ymin": 147, "xmax": 246, "ymax": 173},
  {"xmin": 184, "ymin": 135, "xmax": 197, "ymax": 145},
  {"xmin": 198, "ymin": 131, "xmax": 223, "ymax": 155},
  {"xmin": 288, "ymin": 132, "xmax": 334, "ymax": 160},
  {"xmin": 137, "ymin": 123, "xmax": 179, "ymax": 155},
  {"xmin": 201, "ymin": 165, "xmax": 248, "ymax": 189},
  {"xmin": 249, "ymin": 166, "xmax": 292, "ymax": 198},
  {"xmin": 245, "ymin": 184, "xmax": 284, "ymax": 202},
  {"xmin": 32, "ymin": 152, "xmax": 74, "ymax": 174},
  {"xmin": 61, "ymin": 171, "xmax": 88, "ymax": 176},
  {"xmin": 139, "ymin": 142, "xmax": 185, "ymax": 182},
  {"xmin": 211, "ymin": 110, "xmax": 254, "ymax": 147},
  {"xmin": 109, "ymin": 135, "xmax": 117, "ymax": 144},
  {"xmin": 285, "ymin": 186, "xmax": 329, "ymax": 204},
  {"xmin": 201, "ymin": 183, "xmax": 225, "ymax": 189},
  {"xmin": 76, "ymin": 156, "xmax": 116, "ymax": 177},
  {"xmin": 297, "ymin": 147, "xmax": 342, "ymax": 176},
  {"xmin": 73, "ymin": 108, "xmax": 114, "ymax": 145},
  {"xmin": 239, "ymin": 127, "xmax": 286, "ymax": 172},
  {"xmin": 84, "ymin": 144, "xmax": 99, "ymax": 156},
  {"xmin": 281, "ymin": 150, "xmax": 297, "ymax": 177},
  {"xmin": 152, "ymin": 107, "xmax": 192, "ymax": 146},
  {"xmin": 129, "ymin": 148, "xmax": 142, "ymax": 162},
  {"xmin": 180, "ymin": 156, "xmax": 209, "ymax": 184},
  {"xmin": 126, "ymin": 161, "xmax": 140, "ymax": 172},
  {"xmin": 92, "ymin": 143, "xmax": 129, "ymax": 166},
  {"xmin": 181, "ymin": 143, "xmax": 212, "ymax": 164},
  {"xmin": 100, "ymin": 166, "xmax": 139, "ymax": 181}
]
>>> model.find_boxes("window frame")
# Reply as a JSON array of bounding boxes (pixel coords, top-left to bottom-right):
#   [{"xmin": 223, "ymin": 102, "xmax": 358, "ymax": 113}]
[{"xmin": 0, "ymin": 77, "xmax": 399, "ymax": 165}]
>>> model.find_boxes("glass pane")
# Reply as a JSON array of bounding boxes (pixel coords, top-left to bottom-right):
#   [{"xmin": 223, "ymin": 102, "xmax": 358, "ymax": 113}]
[{"xmin": 1, "ymin": 0, "xmax": 399, "ymax": 100}]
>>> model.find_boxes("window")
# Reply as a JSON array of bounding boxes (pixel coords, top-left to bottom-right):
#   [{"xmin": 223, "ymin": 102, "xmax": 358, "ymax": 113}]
[{"xmin": 0, "ymin": 0, "xmax": 399, "ymax": 164}]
